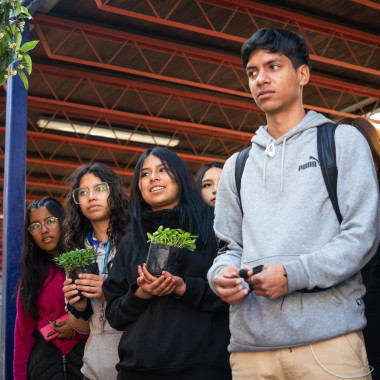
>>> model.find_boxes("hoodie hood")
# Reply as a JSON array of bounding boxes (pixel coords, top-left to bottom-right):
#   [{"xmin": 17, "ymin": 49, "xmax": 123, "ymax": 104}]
[
  {"xmin": 252, "ymin": 110, "xmax": 330, "ymax": 147},
  {"xmin": 251, "ymin": 111, "xmax": 331, "ymax": 191}
]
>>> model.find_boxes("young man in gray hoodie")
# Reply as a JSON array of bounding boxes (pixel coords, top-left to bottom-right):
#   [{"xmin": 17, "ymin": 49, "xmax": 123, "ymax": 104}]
[{"xmin": 207, "ymin": 28, "xmax": 379, "ymax": 379}]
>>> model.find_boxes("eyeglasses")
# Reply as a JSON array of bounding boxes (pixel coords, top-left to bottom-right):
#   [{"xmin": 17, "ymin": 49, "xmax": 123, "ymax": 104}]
[
  {"xmin": 28, "ymin": 216, "xmax": 59, "ymax": 234},
  {"xmin": 72, "ymin": 182, "xmax": 110, "ymax": 204}
]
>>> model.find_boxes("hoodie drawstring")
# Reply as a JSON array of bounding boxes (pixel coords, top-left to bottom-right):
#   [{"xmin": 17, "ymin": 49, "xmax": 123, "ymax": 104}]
[
  {"xmin": 280, "ymin": 137, "xmax": 287, "ymax": 192},
  {"xmin": 263, "ymin": 139, "xmax": 275, "ymax": 187},
  {"xmin": 263, "ymin": 137, "xmax": 287, "ymax": 192}
]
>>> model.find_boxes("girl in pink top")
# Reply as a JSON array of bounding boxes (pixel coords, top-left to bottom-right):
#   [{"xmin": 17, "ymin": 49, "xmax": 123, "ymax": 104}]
[{"xmin": 14, "ymin": 197, "xmax": 87, "ymax": 380}]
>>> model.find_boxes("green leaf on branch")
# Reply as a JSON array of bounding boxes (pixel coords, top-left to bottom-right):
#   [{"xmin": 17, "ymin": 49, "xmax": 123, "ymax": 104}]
[
  {"xmin": 15, "ymin": 31, "xmax": 21, "ymax": 50},
  {"xmin": 5, "ymin": 28, "xmax": 13, "ymax": 42},
  {"xmin": 0, "ymin": 72, "xmax": 7, "ymax": 87},
  {"xmin": 22, "ymin": 53, "xmax": 31, "ymax": 74},
  {"xmin": 14, "ymin": 1, "xmax": 22, "ymax": 16},
  {"xmin": 0, "ymin": 39, "xmax": 8, "ymax": 56},
  {"xmin": 16, "ymin": 67, "xmax": 28, "ymax": 89},
  {"xmin": 21, "ymin": 6, "xmax": 31, "ymax": 18},
  {"xmin": 0, "ymin": 49, "xmax": 11, "ymax": 72},
  {"xmin": 20, "ymin": 40, "xmax": 39, "ymax": 53}
]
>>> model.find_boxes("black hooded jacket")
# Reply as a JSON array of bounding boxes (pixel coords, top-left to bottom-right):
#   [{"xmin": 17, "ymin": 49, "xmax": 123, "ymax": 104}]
[{"xmin": 103, "ymin": 208, "xmax": 231, "ymax": 380}]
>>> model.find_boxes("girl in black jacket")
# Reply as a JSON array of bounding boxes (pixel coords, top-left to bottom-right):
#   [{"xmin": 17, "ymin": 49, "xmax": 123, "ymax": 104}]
[{"xmin": 103, "ymin": 147, "xmax": 231, "ymax": 380}]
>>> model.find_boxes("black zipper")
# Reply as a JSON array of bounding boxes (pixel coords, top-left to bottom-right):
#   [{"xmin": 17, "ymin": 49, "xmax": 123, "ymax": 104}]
[{"xmin": 62, "ymin": 355, "xmax": 67, "ymax": 380}]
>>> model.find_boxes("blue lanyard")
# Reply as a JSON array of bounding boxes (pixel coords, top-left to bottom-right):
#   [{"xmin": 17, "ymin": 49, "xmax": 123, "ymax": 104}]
[{"xmin": 87, "ymin": 230, "xmax": 111, "ymax": 274}]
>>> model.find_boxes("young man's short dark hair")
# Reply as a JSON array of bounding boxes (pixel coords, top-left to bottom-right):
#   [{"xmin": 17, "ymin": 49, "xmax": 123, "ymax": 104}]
[{"xmin": 241, "ymin": 28, "xmax": 311, "ymax": 70}]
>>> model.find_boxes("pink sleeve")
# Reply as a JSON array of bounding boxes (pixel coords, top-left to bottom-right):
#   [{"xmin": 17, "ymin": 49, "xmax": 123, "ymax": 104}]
[{"xmin": 13, "ymin": 292, "xmax": 37, "ymax": 380}]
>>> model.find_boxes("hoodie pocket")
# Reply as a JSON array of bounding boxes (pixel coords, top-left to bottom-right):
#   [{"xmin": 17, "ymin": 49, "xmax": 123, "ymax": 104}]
[{"xmin": 229, "ymin": 287, "xmax": 350, "ymax": 350}]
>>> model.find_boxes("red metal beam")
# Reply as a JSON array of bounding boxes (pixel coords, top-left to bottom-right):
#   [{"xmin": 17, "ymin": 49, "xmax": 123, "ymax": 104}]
[
  {"xmin": 33, "ymin": 14, "xmax": 242, "ymax": 67},
  {"xmin": 31, "ymin": 59, "xmax": 379, "ymax": 122},
  {"xmin": 0, "ymin": 126, "xmax": 227, "ymax": 164},
  {"xmin": 200, "ymin": 0, "xmax": 380, "ymax": 47},
  {"xmin": 308, "ymin": 76, "xmax": 380, "ymax": 99},
  {"xmin": 23, "ymin": 93, "xmax": 378, "ymax": 128},
  {"xmin": 0, "ymin": 193, "xmax": 65, "ymax": 204},
  {"xmin": 350, "ymin": 0, "xmax": 380, "ymax": 10},
  {"xmin": 24, "ymin": 96, "xmax": 253, "ymax": 143},
  {"xmin": 0, "ymin": 154, "xmax": 134, "ymax": 177},
  {"xmin": 0, "ymin": 175, "xmax": 67, "ymax": 190},
  {"xmin": 34, "ymin": 63, "xmax": 380, "ymax": 109},
  {"xmin": 33, "ymin": 63, "xmax": 259, "ymax": 113},
  {"xmin": 34, "ymin": 13, "xmax": 380, "ymax": 85},
  {"xmin": 95, "ymin": 0, "xmax": 380, "ymax": 47},
  {"xmin": 33, "ymin": 20, "xmax": 250, "ymax": 100}
]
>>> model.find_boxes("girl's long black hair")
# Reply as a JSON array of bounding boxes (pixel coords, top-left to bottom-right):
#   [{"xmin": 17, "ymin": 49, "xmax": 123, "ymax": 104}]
[
  {"xmin": 19, "ymin": 197, "xmax": 65, "ymax": 319},
  {"xmin": 130, "ymin": 147, "xmax": 216, "ymax": 258},
  {"xmin": 65, "ymin": 163, "xmax": 130, "ymax": 251}
]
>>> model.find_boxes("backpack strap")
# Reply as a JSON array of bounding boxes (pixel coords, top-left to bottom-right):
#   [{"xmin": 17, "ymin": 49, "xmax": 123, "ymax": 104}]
[
  {"xmin": 317, "ymin": 122, "xmax": 343, "ymax": 224},
  {"xmin": 235, "ymin": 146, "xmax": 252, "ymax": 210}
]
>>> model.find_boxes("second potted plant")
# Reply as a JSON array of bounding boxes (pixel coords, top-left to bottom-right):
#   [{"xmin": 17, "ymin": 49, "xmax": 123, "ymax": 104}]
[
  {"xmin": 55, "ymin": 247, "xmax": 99, "ymax": 299},
  {"xmin": 146, "ymin": 226, "xmax": 197, "ymax": 276}
]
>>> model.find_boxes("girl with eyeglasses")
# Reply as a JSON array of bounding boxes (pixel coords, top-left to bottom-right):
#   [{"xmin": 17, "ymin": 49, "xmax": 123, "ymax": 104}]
[
  {"xmin": 62, "ymin": 163, "xmax": 130, "ymax": 380},
  {"xmin": 14, "ymin": 197, "xmax": 87, "ymax": 380},
  {"xmin": 103, "ymin": 148, "xmax": 231, "ymax": 380}
]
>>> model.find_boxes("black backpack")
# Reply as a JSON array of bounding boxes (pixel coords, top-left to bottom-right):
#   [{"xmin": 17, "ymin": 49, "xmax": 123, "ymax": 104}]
[{"xmin": 234, "ymin": 122, "xmax": 373, "ymax": 288}]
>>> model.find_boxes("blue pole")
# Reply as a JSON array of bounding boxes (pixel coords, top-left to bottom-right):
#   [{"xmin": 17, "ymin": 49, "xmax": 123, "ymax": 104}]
[{"xmin": 1, "ymin": 22, "xmax": 29, "ymax": 380}]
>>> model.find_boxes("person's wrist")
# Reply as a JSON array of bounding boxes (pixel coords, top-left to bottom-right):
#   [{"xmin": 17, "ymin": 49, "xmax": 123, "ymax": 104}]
[
  {"xmin": 174, "ymin": 278, "xmax": 186, "ymax": 296},
  {"xmin": 66, "ymin": 299, "xmax": 93, "ymax": 321},
  {"xmin": 135, "ymin": 287, "xmax": 152, "ymax": 299},
  {"xmin": 74, "ymin": 302, "xmax": 86, "ymax": 312}
]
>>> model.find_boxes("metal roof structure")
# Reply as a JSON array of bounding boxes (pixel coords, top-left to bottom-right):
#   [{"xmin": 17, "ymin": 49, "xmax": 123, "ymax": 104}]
[{"xmin": 1, "ymin": 0, "xmax": 380, "ymax": 263}]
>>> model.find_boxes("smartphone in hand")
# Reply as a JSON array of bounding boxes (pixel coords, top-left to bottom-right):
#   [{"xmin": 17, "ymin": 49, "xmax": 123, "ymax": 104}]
[{"xmin": 40, "ymin": 314, "xmax": 69, "ymax": 341}]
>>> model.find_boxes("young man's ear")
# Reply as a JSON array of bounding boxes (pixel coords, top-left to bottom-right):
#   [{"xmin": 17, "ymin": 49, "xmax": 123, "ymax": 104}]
[{"xmin": 298, "ymin": 64, "xmax": 310, "ymax": 87}]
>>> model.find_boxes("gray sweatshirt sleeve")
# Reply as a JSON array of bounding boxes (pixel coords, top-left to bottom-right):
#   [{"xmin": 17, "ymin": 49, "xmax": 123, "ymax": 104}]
[
  {"xmin": 207, "ymin": 153, "xmax": 244, "ymax": 292},
  {"xmin": 284, "ymin": 125, "xmax": 379, "ymax": 292}
]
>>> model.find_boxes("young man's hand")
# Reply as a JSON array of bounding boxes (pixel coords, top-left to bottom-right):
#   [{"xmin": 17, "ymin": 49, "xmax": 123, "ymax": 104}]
[
  {"xmin": 246, "ymin": 264, "xmax": 288, "ymax": 300},
  {"xmin": 213, "ymin": 266, "xmax": 248, "ymax": 305}
]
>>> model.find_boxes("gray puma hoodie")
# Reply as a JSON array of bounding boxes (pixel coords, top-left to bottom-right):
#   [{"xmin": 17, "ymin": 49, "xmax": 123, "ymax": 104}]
[{"xmin": 208, "ymin": 111, "xmax": 379, "ymax": 352}]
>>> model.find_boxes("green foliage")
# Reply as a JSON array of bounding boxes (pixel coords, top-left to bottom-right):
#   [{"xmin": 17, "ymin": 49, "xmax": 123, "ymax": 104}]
[
  {"xmin": 54, "ymin": 247, "xmax": 98, "ymax": 271},
  {"xmin": 0, "ymin": 0, "xmax": 39, "ymax": 88},
  {"xmin": 147, "ymin": 226, "xmax": 198, "ymax": 251}
]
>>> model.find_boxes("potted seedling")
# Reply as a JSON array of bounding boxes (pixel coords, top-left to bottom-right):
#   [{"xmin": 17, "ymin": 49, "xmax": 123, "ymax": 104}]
[
  {"xmin": 146, "ymin": 226, "xmax": 197, "ymax": 276},
  {"xmin": 55, "ymin": 247, "xmax": 99, "ymax": 299}
]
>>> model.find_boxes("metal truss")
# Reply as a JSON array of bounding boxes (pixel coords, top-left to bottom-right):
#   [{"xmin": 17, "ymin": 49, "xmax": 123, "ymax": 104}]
[
  {"xmin": 0, "ymin": 122, "xmax": 228, "ymax": 203},
  {"xmin": 94, "ymin": 0, "xmax": 380, "ymax": 77},
  {"xmin": 351, "ymin": 0, "xmax": 380, "ymax": 10},
  {"xmin": 33, "ymin": 14, "xmax": 380, "ymax": 123}
]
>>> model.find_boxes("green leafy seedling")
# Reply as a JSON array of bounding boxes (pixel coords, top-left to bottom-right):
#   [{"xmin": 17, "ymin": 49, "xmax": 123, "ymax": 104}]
[
  {"xmin": 54, "ymin": 247, "xmax": 97, "ymax": 271},
  {"xmin": 147, "ymin": 226, "xmax": 198, "ymax": 251}
]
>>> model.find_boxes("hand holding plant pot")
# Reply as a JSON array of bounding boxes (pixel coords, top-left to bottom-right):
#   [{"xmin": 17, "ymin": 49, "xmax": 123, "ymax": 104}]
[
  {"xmin": 146, "ymin": 226, "xmax": 197, "ymax": 276},
  {"xmin": 55, "ymin": 248, "xmax": 99, "ymax": 300}
]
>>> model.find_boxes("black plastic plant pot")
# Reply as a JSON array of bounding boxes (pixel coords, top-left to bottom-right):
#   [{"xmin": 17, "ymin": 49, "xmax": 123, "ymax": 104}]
[
  {"xmin": 67, "ymin": 262, "xmax": 99, "ymax": 300},
  {"xmin": 146, "ymin": 243, "xmax": 182, "ymax": 276}
]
